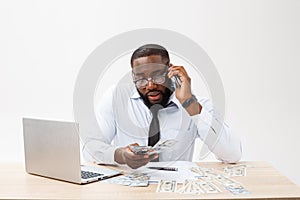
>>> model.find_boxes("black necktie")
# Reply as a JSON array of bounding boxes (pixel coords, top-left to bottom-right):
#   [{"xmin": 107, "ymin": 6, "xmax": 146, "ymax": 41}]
[
  {"xmin": 148, "ymin": 104, "xmax": 163, "ymax": 147},
  {"xmin": 148, "ymin": 104, "xmax": 162, "ymax": 162}
]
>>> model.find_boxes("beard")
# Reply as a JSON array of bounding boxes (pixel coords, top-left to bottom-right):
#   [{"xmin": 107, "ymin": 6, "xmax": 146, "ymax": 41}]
[
  {"xmin": 138, "ymin": 88, "xmax": 172, "ymax": 109},
  {"xmin": 137, "ymin": 80, "xmax": 173, "ymax": 109}
]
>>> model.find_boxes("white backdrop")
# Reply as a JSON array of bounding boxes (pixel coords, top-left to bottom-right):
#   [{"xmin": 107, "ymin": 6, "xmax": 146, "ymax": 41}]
[{"xmin": 1, "ymin": 0, "xmax": 299, "ymax": 186}]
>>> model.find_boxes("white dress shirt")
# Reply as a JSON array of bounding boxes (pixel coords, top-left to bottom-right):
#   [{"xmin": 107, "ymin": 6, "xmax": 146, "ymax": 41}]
[{"xmin": 82, "ymin": 84, "xmax": 242, "ymax": 164}]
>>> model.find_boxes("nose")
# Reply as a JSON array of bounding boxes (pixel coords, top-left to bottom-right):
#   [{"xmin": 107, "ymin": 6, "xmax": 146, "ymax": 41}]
[{"xmin": 146, "ymin": 79, "xmax": 157, "ymax": 90}]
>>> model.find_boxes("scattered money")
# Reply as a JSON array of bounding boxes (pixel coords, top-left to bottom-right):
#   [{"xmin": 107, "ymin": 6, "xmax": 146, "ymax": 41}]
[
  {"xmin": 212, "ymin": 174, "xmax": 250, "ymax": 195},
  {"xmin": 224, "ymin": 164, "xmax": 247, "ymax": 177},
  {"xmin": 109, "ymin": 164, "xmax": 250, "ymax": 195},
  {"xmin": 177, "ymin": 179, "xmax": 221, "ymax": 194},
  {"xmin": 109, "ymin": 173, "xmax": 149, "ymax": 187},
  {"xmin": 190, "ymin": 166, "xmax": 251, "ymax": 195},
  {"xmin": 156, "ymin": 180, "xmax": 177, "ymax": 193}
]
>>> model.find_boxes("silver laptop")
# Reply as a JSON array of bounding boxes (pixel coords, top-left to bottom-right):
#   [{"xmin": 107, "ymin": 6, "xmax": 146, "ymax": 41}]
[{"xmin": 22, "ymin": 118, "xmax": 121, "ymax": 184}]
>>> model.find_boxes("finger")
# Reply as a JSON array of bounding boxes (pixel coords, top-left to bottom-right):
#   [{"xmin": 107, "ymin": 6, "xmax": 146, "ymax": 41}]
[
  {"xmin": 128, "ymin": 154, "xmax": 158, "ymax": 169},
  {"xmin": 129, "ymin": 153, "xmax": 156, "ymax": 162},
  {"xmin": 168, "ymin": 65, "xmax": 183, "ymax": 70},
  {"xmin": 168, "ymin": 66, "xmax": 186, "ymax": 74},
  {"xmin": 131, "ymin": 158, "xmax": 153, "ymax": 167},
  {"xmin": 124, "ymin": 149, "xmax": 150, "ymax": 160},
  {"xmin": 149, "ymin": 154, "xmax": 159, "ymax": 161},
  {"xmin": 129, "ymin": 157, "xmax": 152, "ymax": 166},
  {"xmin": 126, "ymin": 157, "xmax": 153, "ymax": 169},
  {"xmin": 169, "ymin": 65, "xmax": 184, "ymax": 70},
  {"xmin": 124, "ymin": 152, "xmax": 152, "ymax": 162},
  {"xmin": 126, "ymin": 153, "xmax": 150, "ymax": 161},
  {"xmin": 128, "ymin": 161, "xmax": 148, "ymax": 169},
  {"xmin": 168, "ymin": 65, "xmax": 186, "ymax": 72},
  {"xmin": 168, "ymin": 70, "xmax": 185, "ymax": 79},
  {"xmin": 127, "ymin": 143, "xmax": 139, "ymax": 153},
  {"xmin": 129, "ymin": 143, "xmax": 139, "ymax": 146},
  {"xmin": 169, "ymin": 66, "xmax": 188, "ymax": 76}
]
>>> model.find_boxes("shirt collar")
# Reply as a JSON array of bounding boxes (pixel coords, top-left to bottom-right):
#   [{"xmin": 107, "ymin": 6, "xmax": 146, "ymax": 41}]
[
  {"xmin": 131, "ymin": 90, "xmax": 141, "ymax": 99},
  {"xmin": 130, "ymin": 89, "xmax": 180, "ymax": 108}
]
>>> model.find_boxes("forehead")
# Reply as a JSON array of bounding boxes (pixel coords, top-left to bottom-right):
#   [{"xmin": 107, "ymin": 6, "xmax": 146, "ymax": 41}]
[
  {"xmin": 132, "ymin": 55, "xmax": 167, "ymax": 75},
  {"xmin": 132, "ymin": 55, "xmax": 165, "ymax": 67}
]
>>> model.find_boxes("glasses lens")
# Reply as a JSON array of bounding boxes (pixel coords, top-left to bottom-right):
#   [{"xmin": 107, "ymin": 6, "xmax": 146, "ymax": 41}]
[
  {"xmin": 134, "ymin": 73, "xmax": 167, "ymax": 88},
  {"xmin": 135, "ymin": 79, "xmax": 147, "ymax": 88},
  {"xmin": 153, "ymin": 75, "xmax": 165, "ymax": 84}
]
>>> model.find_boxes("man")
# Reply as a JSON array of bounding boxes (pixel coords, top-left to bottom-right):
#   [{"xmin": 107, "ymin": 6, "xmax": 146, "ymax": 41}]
[{"xmin": 83, "ymin": 44, "xmax": 242, "ymax": 169}]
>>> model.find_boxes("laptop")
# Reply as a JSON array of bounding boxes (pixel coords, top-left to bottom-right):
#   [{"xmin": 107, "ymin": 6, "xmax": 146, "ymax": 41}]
[{"xmin": 22, "ymin": 118, "xmax": 122, "ymax": 184}]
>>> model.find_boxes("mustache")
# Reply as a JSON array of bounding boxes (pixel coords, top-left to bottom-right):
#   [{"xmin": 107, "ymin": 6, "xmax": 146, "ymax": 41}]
[
  {"xmin": 137, "ymin": 87, "xmax": 172, "ymax": 109},
  {"xmin": 146, "ymin": 90, "xmax": 163, "ymax": 96}
]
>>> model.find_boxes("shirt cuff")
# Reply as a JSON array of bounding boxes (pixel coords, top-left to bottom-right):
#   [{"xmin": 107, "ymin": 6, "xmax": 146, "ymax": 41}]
[{"xmin": 84, "ymin": 145, "xmax": 119, "ymax": 165}]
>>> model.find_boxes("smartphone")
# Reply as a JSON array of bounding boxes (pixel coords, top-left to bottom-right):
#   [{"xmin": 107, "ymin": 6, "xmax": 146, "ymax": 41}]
[{"xmin": 168, "ymin": 64, "xmax": 181, "ymax": 88}]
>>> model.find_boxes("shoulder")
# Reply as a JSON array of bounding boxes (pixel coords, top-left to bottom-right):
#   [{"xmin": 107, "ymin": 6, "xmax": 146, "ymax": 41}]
[{"xmin": 96, "ymin": 84, "xmax": 136, "ymax": 110}]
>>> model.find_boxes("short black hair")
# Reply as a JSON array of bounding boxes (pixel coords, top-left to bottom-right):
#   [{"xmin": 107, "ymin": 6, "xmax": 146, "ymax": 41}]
[{"xmin": 130, "ymin": 44, "xmax": 170, "ymax": 67}]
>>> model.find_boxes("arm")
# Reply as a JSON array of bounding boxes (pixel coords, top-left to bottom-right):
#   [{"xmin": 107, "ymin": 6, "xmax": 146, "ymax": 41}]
[
  {"xmin": 193, "ymin": 97, "xmax": 242, "ymax": 163},
  {"xmin": 83, "ymin": 85, "xmax": 158, "ymax": 167},
  {"xmin": 168, "ymin": 64, "xmax": 242, "ymax": 163},
  {"xmin": 82, "ymin": 86, "xmax": 118, "ymax": 164}
]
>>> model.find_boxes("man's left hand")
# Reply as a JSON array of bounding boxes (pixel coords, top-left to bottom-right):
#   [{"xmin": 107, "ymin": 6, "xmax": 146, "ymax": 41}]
[{"xmin": 168, "ymin": 64, "xmax": 202, "ymax": 115}]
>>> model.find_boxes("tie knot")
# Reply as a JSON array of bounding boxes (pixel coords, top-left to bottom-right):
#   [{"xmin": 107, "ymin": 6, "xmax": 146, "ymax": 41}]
[{"xmin": 150, "ymin": 104, "xmax": 163, "ymax": 116}]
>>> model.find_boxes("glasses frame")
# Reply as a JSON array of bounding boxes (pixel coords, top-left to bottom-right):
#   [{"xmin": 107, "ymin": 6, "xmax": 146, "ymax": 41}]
[{"xmin": 132, "ymin": 70, "xmax": 168, "ymax": 88}]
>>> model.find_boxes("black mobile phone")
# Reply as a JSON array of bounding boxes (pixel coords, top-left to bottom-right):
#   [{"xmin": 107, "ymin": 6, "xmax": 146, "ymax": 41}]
[{"xmin": 168, "ymin": 64, "xmax": 181, "ymax": 88}]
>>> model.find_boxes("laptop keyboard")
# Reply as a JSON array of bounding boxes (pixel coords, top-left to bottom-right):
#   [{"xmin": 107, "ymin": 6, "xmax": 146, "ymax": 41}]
[{"xmin": 81, "ymin": 170, "xmax": 103, "ymax": 179}]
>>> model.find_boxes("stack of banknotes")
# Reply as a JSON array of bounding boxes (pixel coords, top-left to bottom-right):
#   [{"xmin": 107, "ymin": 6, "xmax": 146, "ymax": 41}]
[{"xmin": 129, "ymin": 139, "xmax": 178, "ymax": 155}]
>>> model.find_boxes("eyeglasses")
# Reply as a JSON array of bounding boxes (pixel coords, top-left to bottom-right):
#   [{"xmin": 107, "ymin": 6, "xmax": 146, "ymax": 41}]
[{"xmin": 133, "ymin": 72, "xmax": 167, "ymax": 88}]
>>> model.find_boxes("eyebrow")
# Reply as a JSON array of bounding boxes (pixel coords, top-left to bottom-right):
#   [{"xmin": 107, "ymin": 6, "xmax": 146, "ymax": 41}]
[{"xmin": 134, "ymin": 69, "xmax": 164, "ymax": 77}]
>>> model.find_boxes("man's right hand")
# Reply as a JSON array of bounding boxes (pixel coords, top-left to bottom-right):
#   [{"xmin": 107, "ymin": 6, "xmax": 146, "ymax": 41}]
[{"xmin": 114, "ymin": 144, "xmax": 158, "ymax": 169}]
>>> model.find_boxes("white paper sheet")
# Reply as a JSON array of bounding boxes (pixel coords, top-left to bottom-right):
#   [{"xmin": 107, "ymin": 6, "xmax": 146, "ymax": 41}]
[{"xmin": 133, "ymin": 161, "xmax": 200, "ymax": 183}]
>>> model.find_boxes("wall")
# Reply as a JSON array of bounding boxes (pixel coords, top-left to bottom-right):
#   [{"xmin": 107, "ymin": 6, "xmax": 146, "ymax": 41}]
[{"xmin": 1, "ymin": 0, "xmax": 299, "ymax": 186}]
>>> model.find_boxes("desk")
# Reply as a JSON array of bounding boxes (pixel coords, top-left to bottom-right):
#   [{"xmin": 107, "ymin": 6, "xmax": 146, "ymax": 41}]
[{"xmin": 1, "ymin": 161, "xmax": 300, "ymax": 199}]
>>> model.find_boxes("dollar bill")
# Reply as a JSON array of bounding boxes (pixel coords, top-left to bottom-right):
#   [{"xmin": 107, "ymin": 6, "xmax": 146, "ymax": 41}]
[
  {"xmin": 108, "ymin": 176, "xmax": 132, "ymax": 186},
  {"xmin": 178, "ymin": 179, "xmax": 221, "ymax": 194},
  {"xmin": 153, "ymin": 139, "xmax": 178, "ymax": 153},
  {"xmin": 213, "ymin": 174, "xmax": 250, "ymax": 195},
  {"xmin": 156, "ymin": 180, "xmax": 177, "ymax": 193},
  {"xmin": 128, "ymin": 139, "xmax": 178, "ymax": 155},
  {"xmin": 191, "ymin": 167, "xmax": 206, "ymax": 177},
  {"xmin": 129, "ymin": 145, "xmax": 153, "ymax": 155},
  {"xmin": 109, "ymin": 173, "xmax": 149, "ymax": 187},
  {"xmin": 196, "ymin": 180, "xmax": 221, "ymax": 194},
  {"xmin": 224, "ymin": 164, "xmax": 247, "ymax": 177},
  {"xmin": 191, "ymin": 167, "xmax": 220, "ymax": 179},
  {"xmin": 225, "ymin": 182, "xmax": 251, "ymax": 195},
  {"xmin": 181, "ymin": 180, "xmax": 203, "ymax": 195}
]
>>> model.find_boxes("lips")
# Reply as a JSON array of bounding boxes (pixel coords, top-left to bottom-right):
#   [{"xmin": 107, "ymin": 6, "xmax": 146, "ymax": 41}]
[{"xmin": 147, "ymin": 91, "xmax": 162, "ymax": 102}]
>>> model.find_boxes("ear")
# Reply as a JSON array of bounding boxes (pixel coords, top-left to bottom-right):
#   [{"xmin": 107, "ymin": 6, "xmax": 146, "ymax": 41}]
[{"xmin": 162, "ymin": 58, "xmax": 170, "ymax": 66}]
